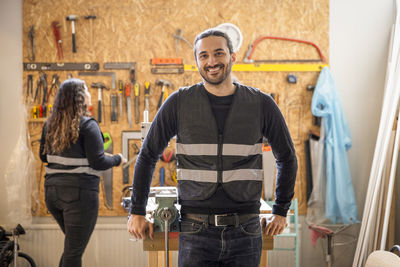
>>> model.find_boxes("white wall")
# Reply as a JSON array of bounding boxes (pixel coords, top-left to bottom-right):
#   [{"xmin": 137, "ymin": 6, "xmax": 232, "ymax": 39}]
[
  {"xmin": 330, "ymin": 0, "xmax": 393, "ymax": 219},
  {"xmin": 300, "ymin": 1, "xmax": 395, "ymax": 267},
  {"xmin": 0, "ymin": 0, "xmax": 397, "ymax": 266},
  {"xmin": 0, "ymin": 0, "xmax": 23, "ymax": 224}
]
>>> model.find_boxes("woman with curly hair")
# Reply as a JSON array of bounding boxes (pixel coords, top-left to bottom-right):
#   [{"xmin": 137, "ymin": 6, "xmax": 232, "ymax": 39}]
[{"xmin": 39, "ymin": 78, "xmax": 126, "ymax": 267}]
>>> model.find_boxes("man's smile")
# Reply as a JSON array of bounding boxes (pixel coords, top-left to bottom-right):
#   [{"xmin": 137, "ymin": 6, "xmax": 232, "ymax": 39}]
[{"xmin": 206, "ymin": 64, "xmax": 224, "ymax": 74}]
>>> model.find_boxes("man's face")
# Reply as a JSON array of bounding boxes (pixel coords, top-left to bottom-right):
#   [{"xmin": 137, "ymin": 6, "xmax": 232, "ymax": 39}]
[{"xmin": 195, "ymin": 36, "xmax": 236, "ymax": 85}]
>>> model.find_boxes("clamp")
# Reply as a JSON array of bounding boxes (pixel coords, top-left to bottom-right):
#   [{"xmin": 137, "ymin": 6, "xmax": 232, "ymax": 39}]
[{"xmin": 173, "ymin": 28, "xmax": 192, "ymax": 56}]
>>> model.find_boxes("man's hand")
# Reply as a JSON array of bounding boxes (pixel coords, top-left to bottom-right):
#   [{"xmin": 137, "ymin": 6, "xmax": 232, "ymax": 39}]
[
  {"xmin": 127, "ymin": 214, "xmax": 154, "ymax": 240},
  {"xmin": 263, "ymin": 214, "xmax": 287, "ymax": 236}
]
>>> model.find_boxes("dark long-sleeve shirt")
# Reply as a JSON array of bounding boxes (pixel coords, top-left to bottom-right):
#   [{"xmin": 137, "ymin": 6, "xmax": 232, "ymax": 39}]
[
  {"xmin": 131, "ymin": 84, "xmax": 297, "ymax": 217},
  {"xmin": 40, "ymin": 116, "xmax": 121, "ymax": 191}
]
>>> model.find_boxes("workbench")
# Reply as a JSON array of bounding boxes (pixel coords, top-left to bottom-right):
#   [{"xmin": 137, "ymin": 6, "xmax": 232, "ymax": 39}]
[{"xmin": 143, "ymin": 200, "xmax": 274, "ymax": 267}]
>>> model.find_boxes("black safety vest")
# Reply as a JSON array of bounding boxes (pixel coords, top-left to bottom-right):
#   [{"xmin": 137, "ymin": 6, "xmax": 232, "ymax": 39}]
[
  {"xmin": 44, "ymin": 117, "xmax": 103, "ymax": 178},
  {"xmin": 176, "ymin": 83, "xmax": 263, "ymax": 202}
]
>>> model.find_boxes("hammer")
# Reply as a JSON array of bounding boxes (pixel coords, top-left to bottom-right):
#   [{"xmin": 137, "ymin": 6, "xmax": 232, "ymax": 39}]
[
  {"xmin": 91, "ymin": 82, "xmax": 109, "ymax": 123},
  {"xmin": 66, "ymin": 15, "xmax": 78, "ymax": 53},
  {"xmin": 84, "ymin": 15, "xmax": 96, "ymax": 51},
  {"xmin": 156, "ymin": 79, "xmax": 173, "ymax": 109}
]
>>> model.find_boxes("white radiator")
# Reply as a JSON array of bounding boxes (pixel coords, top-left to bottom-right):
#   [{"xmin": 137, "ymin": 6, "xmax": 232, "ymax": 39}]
[
  {"xmin": 268, "ymin": 236, "xmax": 298, "ymax": 267},
  {"xmin": 20, "ymin": 220, "xmax": 149, "ymax": 267},
  {"xmin": 19, "ymin": 218, "xmax": 297, "ymax": 267}
]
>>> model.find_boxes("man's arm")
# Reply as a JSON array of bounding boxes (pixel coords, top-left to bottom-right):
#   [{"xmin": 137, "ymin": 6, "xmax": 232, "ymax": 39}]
[
  {"xmin": 261, "ymin": 92, "xmax": 297, "ymax": 234},
  {"xmin": 128, "ymin": 91, "xmax": 178, "ymax": 239}
]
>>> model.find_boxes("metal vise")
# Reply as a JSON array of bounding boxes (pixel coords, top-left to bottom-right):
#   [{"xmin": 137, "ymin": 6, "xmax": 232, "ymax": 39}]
[
  {"xmin": 152, "ymin": 187, "xmax": 179, "ymax": 232},
  {"xmin": 121, "ymin": 186, "xmax": 180, "ymax": 232}
]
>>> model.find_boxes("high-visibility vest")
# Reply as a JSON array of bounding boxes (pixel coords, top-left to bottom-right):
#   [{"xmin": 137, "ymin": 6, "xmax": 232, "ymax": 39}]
[
  {"xmin": 176, "ymin": 83, "xmax": 263, "ymax": 202},
  {"xmin": 44, "ymin": 117, "xmax": 103, "ymax": 178}
]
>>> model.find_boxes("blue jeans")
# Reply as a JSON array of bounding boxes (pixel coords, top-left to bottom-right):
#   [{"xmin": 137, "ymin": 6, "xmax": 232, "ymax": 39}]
[
  {"xmin": 178, "ymin": 216, "xmax": 262, "ymax": 267},
  {"xmin": 45, "ymin": 186, "xmax": 99, "ymax": 267}
]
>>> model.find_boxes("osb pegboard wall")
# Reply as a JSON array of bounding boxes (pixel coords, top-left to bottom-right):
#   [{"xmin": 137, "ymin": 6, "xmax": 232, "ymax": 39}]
[{"xmin": 23, "ymin": 0, "xmax": 329, "ymax": 216}]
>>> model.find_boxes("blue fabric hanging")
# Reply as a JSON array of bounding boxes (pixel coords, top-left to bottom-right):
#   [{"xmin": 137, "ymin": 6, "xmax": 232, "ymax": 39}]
[{"xmin": 311, "ymin": 67, "xmax": 359, "ymax": 224}]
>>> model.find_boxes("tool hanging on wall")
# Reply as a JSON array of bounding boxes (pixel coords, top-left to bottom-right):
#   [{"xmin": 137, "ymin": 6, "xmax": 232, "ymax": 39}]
[
  {"xmin": 134, "ymin": 83, "xmax": 140, "ymax": 124},
  {"xmin": 66, "ymin": 15, "xmax": 78, "ymax": 53},
  {"xmin": 144, "ymin": 81, "xmax": 151, "ymax": 122},
  {"xmin": 160, "ymin": 148, "xmax": 176, "ymax": 163},
  {"xmin": 27, "ymin": 75, "xmax": 33, "ymax": 99},
  {"xmin": 91, "ymin": 82, "xmax": 109, "ymax": 123},
  {"xmin": 122, "ymin": 143, "xmax": 140, "ymax": 184},
  {"xmin": 33, "ymin": 73, "xmax": 48, "ymax": 118},
  {"xmin": 111, "ymin": 94, "xmax": 117, "ymax": 122},
  {"xmin": 172, "ymin": 29, "xmax": 193, "ymax": 56},
  {"xmin": 306, "ymin": 84, "xmax": 321, "ymax": 126},
  {"xmin": 24, "ymin": 62, "xmax": 99, "ymax": 71},
  {"xmin": 27, "ymin": 25, "xmax": 35, "ymax": 61},
  {"xmin": 104, "ymin": 62, "xmax": 136, "ymax": 70},
  {"xmin": 215, "ymin": 23, "xmax": 243, "ymax": 53},
  {"xmin": 151, "ymin": 58, "xmax": 184, "ymax": 74},
  {"xmin": 160, "ymin": 167, "xmax": 165, "ymax": 186},
  {"xmin": 78, "ymin": 71, "xmax": 116, "ymax": 90},
  {"xmin": 243, "ymin": 36, "xmax": 326, "ymax": 63},
  {"xmin": 156, "ymin": 79, "xmax": 173, "ymax": 109},
  {"xmin": 287, "ymin": 74, "xmax": 298, "ymax": 84},
  {"xmin": 125, "ymin": 83, "xmax": 132, "ymax": 128},
  {"xmin": 47, "ymin": 74, "xmax": 60, "ymax": 102},
  {"xmin": 84, "ymin": 15, "xmax": 96, "ymax": 52},
  {"xmin": 34, "ymin": 78, "xmax": 41, "ymax": 104},
  {"xmin": 118, "ymin": 80, "xmax": 124, "ymax": 119},
  {"xmin": 102, "ymin": 132, "xmax": 113, "ymax": 209},
  {"xmin": 51, "ymin": 21, "xmax": 63, "ymax": 60}
]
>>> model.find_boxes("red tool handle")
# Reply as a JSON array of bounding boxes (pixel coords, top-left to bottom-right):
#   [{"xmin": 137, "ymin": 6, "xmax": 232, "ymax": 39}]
[
  {"xmin": 39, "ymin": 105, "xmax": 43, "ymax": 118},
  {"xmin": 245, "ymin": 36, "xmax": 326, "ymax": 62},
  {"xmin": 52, "ymin": 21, "xmax": 63, "ymax": 60},
  {"xmin": 125, "ymin": 83, "xmax": 131, "ymax": 97}
]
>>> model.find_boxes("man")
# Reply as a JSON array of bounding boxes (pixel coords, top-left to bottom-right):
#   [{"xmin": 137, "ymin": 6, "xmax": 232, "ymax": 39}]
[{"xmin": 128, "ymin": 28, "xmax": 297, "ymax": 267}]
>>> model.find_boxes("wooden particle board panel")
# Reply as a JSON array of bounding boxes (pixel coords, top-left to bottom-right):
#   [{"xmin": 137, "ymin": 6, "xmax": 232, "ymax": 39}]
[{"xmin": 23, "ymin": 0, "xmax": 329, "ymax": 216}]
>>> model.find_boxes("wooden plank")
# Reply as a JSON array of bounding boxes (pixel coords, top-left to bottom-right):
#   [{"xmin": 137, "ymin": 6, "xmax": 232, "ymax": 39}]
[{"xmin": 143, "ymin": 232, "xmax": 179, "ymax": 251}]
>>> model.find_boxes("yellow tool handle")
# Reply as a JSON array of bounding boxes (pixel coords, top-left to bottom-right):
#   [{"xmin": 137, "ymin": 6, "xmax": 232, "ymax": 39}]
[{"xmin": 134, "ymin": 83, "xmax": 140, "ymax": 97}]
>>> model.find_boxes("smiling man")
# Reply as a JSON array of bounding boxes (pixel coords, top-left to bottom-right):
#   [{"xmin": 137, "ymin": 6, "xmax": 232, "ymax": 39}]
[{"xmin": 127, "ymin": 28, "xmax": 297, "ymax": 267}]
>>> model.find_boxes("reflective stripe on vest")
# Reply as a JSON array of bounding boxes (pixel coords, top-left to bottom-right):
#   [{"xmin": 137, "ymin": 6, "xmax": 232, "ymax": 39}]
[
  {"xmin": 47, "ymin": 155, "xmax": 89, "ymax": 166},
  {"xmin": 177, "ymin": 143, "xmax": 262, "ymax": 156},
  {"xmin": 177, "ymin": 169, "xmax": 218, "ymax": 182},
  {"xmin": 45, "ymin": 166, "xmax": 102, "ymax": 177},
  {"xmin": 46, "ymin": 155, "xmax": 101, "ymax": 176},
  {"xmin": 176, "ymin": 143, "xmax": 217, "ymax": 156},
  {"xmin": 222, "ymin": 169, "xmax": 263, "ymax": 182},
  {"xmin": 177, "ymin": 168, "xmax": 263, "ymax": 183}
]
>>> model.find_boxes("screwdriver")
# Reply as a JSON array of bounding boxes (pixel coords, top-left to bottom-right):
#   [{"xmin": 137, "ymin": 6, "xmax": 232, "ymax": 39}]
[
  {"xmin": 144, "ymin": 81, "xmax": 150, "ymax": 122},
  {"xmin": 118, "ymin": 80, "xmax": 123, "ymax": 118},
  {"xmin": 134, "ymin": 83, "xmax": 140, "ymax": 124},
  {"xmin": 125, "ymin": 83, "xmax": 132, "ymax": 128}
]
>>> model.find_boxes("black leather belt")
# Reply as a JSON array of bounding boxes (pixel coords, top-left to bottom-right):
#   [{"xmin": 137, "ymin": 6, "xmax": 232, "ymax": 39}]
[{"xmin": 182, "ymin": 213, "xmax": 259, "ymax": 227}]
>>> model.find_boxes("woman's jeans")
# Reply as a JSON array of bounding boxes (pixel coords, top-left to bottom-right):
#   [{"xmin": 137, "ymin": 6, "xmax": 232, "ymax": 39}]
[
  {"xmin": 178, "ymin": 216, "xmax": 262, "ymax": 267},
  {"xmin": 45, "ymin": 186, "xmax": 98, "ymax": 267}
]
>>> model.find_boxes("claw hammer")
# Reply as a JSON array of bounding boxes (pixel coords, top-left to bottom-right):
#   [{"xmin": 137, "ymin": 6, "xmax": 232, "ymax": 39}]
[{"xmin": 66, "ymin": 15, "xmax": 78, "ymax": 53}]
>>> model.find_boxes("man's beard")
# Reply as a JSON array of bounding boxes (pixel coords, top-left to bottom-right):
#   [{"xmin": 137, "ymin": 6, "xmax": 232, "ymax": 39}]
[{"xmin": 199, "ymin": 59, "xmax": 233, "ymax": 85}]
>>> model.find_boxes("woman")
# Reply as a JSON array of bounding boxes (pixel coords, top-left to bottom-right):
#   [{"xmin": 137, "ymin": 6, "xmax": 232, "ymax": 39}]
[{"xmin": 39, "ymin": 78, "xmax": 125, "ymax": 267}]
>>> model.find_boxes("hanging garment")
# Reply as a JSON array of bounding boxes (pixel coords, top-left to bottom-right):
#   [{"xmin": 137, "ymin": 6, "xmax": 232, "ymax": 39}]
[
  {"xmin": 311, "ymin": 67, "xmax": 359, "ymax": 224},
  {"xmin": 306, "ymin": 124, "xmax": 328, "ymax": 225}
]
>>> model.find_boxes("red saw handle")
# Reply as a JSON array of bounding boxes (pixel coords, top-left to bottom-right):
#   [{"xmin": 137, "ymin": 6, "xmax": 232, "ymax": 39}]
[{"xmin": 244, "ymin": 36, "xmax": 326, "ymax": 63}]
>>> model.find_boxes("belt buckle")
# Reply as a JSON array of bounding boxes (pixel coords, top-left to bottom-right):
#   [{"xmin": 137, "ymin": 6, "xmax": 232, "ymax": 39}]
[{"xmin": 214, "ymin": 214, "xmax": 229, "ymax": 227}]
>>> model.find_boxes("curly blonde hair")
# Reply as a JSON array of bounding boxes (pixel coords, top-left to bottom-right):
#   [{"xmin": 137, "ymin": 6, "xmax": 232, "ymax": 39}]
[{"xmin": 44, "ymin": 78, "xmax": 90, "ymax": 154}]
